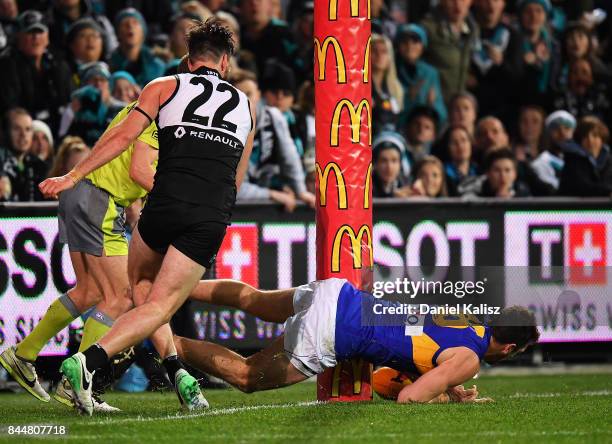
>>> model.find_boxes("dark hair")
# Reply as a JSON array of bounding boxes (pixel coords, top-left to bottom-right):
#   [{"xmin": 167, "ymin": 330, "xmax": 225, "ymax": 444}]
[
  {"xmin": 483, "ymin": 148, "xmax": 516, "ymax": 171},
  {"xmin": 574, "ymin": 116, "xmax": 609, "ymax": 145},
  {"xmin": 437, "ymin": 124, "xmax": 473, "ymax": 162},
  {"xmin": 562, "ymin": 21, "xmax": 593, "ymax": 59},
  {"xmin": 491, "ymin": 306, "xmax": 540, "ymax": 349},
  {"xmin": 187, "ymin": 18, "xmax": 234, "ymax": 62},
  {"xmin": 407, "ymin": 105, "xmax": 439, "ymax": 128}
]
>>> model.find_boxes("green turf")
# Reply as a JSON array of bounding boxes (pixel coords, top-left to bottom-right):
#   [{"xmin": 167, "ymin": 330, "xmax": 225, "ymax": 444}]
[{"xmin": 0, "ymin": 374, "xmax": 610, "ymax": 443}]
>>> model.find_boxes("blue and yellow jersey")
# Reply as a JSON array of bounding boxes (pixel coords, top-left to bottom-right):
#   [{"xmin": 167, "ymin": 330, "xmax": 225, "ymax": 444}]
[
  {"xmin": 334, "ymin": 282, "xmax": 491, "ymax": 374},
  {"xmin": 86, "ymin": 102, "xmax": 159, "ymax": 208}
]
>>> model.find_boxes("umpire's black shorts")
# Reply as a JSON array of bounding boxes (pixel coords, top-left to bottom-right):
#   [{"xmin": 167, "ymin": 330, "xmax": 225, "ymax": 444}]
[{"xmin": 137, "ymin": 195, "xmax": 227, "ymax": 268}]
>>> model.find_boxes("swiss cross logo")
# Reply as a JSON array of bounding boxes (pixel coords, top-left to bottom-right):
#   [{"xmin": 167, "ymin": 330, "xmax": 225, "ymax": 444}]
[
  {"xmin": 215, "ymin": 224, "xmax": 258, "ymax": 287},
  {"xmin": 568, "ymin": 223, "xmax": 606, "ymax": 284}
]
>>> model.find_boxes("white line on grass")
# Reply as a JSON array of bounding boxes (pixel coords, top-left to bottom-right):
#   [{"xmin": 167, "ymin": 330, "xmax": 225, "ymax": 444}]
[
  {"xmin": 509, "ymin": 389, "xmax": 612, "ymax": 398},
  {"xmin": 87, "ymin": 400, "xmax": 322, "ymax": 426}
]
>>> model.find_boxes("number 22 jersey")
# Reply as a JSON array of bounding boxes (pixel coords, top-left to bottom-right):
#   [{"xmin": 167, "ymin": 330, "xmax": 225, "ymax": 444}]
[{"xmin": 152, "ymin": 66, "xmax": 253, "ymax": 223}]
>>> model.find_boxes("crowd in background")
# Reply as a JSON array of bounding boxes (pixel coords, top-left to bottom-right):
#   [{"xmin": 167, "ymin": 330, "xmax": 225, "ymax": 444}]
[{"xmin": 0, "ymin": 0, "xmax": 611, "ymax": 210}]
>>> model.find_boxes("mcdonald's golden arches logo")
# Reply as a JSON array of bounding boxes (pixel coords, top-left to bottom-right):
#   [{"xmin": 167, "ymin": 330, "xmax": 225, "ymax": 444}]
[
  {"xmin": 329, "ymin": 0, "xmax": 371, "ymax": 20},
  {"xmin": 314, "ymin": 37, "xmax": 346, "ymax": 84},
  {"xmin": 315, "ymin": 162, "xmax": 348, "ymax": 209},
  {"xmin": 330, "ymin": 99, "xmax": 372, "ymax": 147},
  {"xmin": 331, "ymin": 224, "xmax": 373, "ymax": 272},
  {"xmin": 331, "ymin": 359, "xmax": 368, "ymax": 397},
  {"xmin": 363, "ymin": 36, "xmax": 371, "ymax": 83},
  {"xmin": 364, "ymin": 162, "xmax": 372, "ymax": 209}
]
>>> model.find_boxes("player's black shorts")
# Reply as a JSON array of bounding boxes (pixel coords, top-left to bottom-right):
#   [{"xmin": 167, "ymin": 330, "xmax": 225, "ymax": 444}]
[{"xmin": 137, "ymin": 195, "xmax": 227, "ymax": 268}]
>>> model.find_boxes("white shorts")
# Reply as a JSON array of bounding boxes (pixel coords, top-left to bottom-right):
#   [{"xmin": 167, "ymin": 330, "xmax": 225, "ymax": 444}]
[{"xmin": 283, "ymin": 278, "xmax": 347, "ymax": 377}]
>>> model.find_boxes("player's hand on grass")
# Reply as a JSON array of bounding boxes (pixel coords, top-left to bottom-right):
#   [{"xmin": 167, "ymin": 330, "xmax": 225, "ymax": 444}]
[
  {"xmin": 446, "ymin": 384, "xmax": 480, "ymax": 403},
  {"xmin": 39, "ymin": 174, "xmax": 76, "ymax": 199}
]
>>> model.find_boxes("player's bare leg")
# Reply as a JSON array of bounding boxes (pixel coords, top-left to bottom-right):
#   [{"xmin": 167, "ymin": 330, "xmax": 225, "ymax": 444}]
[
  {"xmin": 1, "ymin": 251, "xmax": 101, "ymax": 402},
  {"xmin": 190, "ymin": 280, "xmax": 296, "ymax": 323},
  {"xmin": 175, "ymin": 336, "xmax": 308, "ymax": 393}
]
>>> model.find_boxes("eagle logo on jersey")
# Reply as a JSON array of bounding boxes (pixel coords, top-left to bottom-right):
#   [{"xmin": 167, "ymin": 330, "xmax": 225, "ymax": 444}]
[{"xmin": 174, "ymin": 127, "xmax": 186, "ymax": 139}]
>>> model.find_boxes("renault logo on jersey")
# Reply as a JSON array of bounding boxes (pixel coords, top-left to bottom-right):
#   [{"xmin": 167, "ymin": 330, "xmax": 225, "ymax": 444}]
[
  {"xmin": 174, "ymin": 126, "xmax": 186, "ymax": 139},
  {"xmin": 331, "ymin": 224, "xmax": 373, "ymax": 272},
  {"xmin": 330, "ymin": 99, "xmax": 372, "ymax": 146}
]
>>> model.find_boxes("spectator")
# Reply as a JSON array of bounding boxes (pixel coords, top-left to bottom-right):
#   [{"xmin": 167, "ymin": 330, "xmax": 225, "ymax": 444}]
[
  {"xmin": 404, "ymin": 105, "xmax": 438, "ymax": 162},
  {"xmin": 31, "ymin": 119, "xmax": 54, "ymax": 167},
  {"xmin": 60, "ymin": 61, "xmax": 124, "ymax": 145},
  {"xmin": 47, "ymin": 0, "xmax": 116, "ymax": 58},
  {"xmin": 239, "ymin": 0, "xmax": 298, "ymax": 77},
  {"xmin": 557, "ymin": 21, "xmax": 611, "ymax": 89},
  {"xmin": 292, "ymin": 80, "xmax": 315, "ymax": 159},
  {"xmin": 475, "ymin": 115, "xmax": 509, "ymax": 157},
  {"xmin": 440, "ymin": 125, "xmax": 478, "ymax": 195},
  {"xmin": 448, "ymin": 91, "xmax": 478, "ymax": 137},
  {"xmin": 516, "ymin": 0, "xmax": 559, "ymax": 106},
  {"xmin": 0, "ymin": 10, "xmax": 73, "ymax": 134},
  {"xmin": 471, "ymin": 0, "xmax": 523, "ymax": 120},
  {"xmin": 232, "ymin": 70, "xmax": 315, "ymax": 210},
  {"xmin": 371, "ymin": 0, "xmax": 397, "ymax": 39},
  {"xmin": 109, "ymin": 70, "xmax": 139, "ymax": 103},
  {"xmin": 513, "ymin": 105, "xmax": 545, "ymax": 161},
  {"xmin": 559, "ymin": 116, "xmax": 612, "ymax": 197},
  {"xmin": 180, "ymin": 1, "xmax": 213, "ymax": 23},
  {"xmin": 47, "ymin": 135, "xmax": 89, "ymax": 177},
  {"xmin": 201, "ymin": 0, "xmax": 226, "ymax": 14},
  {"xmin": 260, "ymin": 61, "xmax": 303, "ymax": 156},
  {"xmin": 553, "ymin": 58, "xmax": 611, "ymax": 122},
  {"xmin": 373, "ymin": 130, "xmax": 412, "ymax": 185},
  {"xmin": 290, "ymin": 1, "xmax": 313, "ymax": 85},
  {"xmin": 65, "ymin": 18, "xmax": 105, "ymax": 86},
  {"xmin": 167, "ymin": 12, "xmax": 200, "ymax": 62},
  {"xmin": 103, "ymin": 1, "xmax": 176, "ymax": 38},
  {"xmin": 421, "ymin": 0, "xmax": 479, "ymax": 103},
  {"xmin": 479, "ymin": 148, "xmax": 531, "ymax": 197},
  {"xmin": 372, "ymin": 137, "xmax": 411, "ymax": 198},
  {"xmin": 412, "ymin": 155, "xmax": 448, "ymax": 198},
  {"xmin": 371, "ymin": 33, "xmax": 404, "ymax": 134},
  {"xmin": 531, "ymin": 110, "xmax": 575, "ymax": 191},
  {"xmin": 395, "ymin": 24, "xmax": 447, "ymax": 128},
  {"xmin": 0, "ymin": 108, "xmax": 47, "ymax": 201},
  {"xmin": 0, "ymin": 0, "xmax": 18, "ymax": 51},
  {"xmin": 109, "ymin": 8, "xmax": 165, "ymax": 87}
]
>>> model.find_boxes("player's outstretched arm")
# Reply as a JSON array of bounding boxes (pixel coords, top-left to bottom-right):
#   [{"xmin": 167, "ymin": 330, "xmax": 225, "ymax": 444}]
[
  {"xmin": 39, "ymin": 78, "xmax": 168, "ymax": 198},
  {"xmin": 397, "ymin": 348, "xmax": 480, "ymax": 404}
]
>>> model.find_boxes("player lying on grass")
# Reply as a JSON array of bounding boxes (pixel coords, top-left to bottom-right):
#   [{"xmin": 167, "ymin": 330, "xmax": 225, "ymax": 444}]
[{"xmin": 173, "ymin": 278, "xmax": 540, "ymax": 403}]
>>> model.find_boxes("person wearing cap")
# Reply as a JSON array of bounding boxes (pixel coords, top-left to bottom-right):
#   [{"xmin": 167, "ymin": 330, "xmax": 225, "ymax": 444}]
[
  {"xmin": 421, "ymin": 0, "xmax": 480, "ymax": 103},
  {"xmin": 66, "ymin": 18, "xmax": 105, "ymax": 87},
  {"xmin": 0, "ymin": 10, "xmax": 72, "ymax": 133},
  {"xmin": 372, "ymin": 133, "xmax": 412, "ymax": 198},
  {"xmin": 60, "ymin": 61, "xmax": 124, "ymax": 145},
  {"xmin": 47, "ymin": 0, "xmax": 117, "ymax": 58},
  {"xmin": 109, "ymin": 70, "xmax": 140, "ymax": 103},
  {"xmin": 530, "ymin": 110, "xmax": 575, "ymax": 191},
  {"xmin": 472, "ymin": 0, "xmax": 523, "ymax": 122},
  {"xmin": 394, "ymin": 23, "xmax": 447, "ymax": 130},
  {"xmin": 516, "ymin": 0, "xmax": 559, "ymax": 106},
  {"xmin": 110, "ymin": 8, "xmax": 165, "ymax": 87},
  {"xmin": 31, "ymin": 119, "xmax": 55, "ymax": 167}
]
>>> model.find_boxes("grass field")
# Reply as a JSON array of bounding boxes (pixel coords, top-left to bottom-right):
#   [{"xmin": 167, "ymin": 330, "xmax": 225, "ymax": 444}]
[{"xmin": 0, "ymin": 374, "xmax": 611, "ymax": 443}]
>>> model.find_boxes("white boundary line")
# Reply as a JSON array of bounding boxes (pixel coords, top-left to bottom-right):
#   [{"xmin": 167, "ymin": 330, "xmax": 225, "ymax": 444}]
[
  {"xmin": 87, "ymin": 400, "xmax": 322, "ymax": 426},
  {"xmin": 509, "ymin": 389, "xmax": 612, "ymax": 398}
]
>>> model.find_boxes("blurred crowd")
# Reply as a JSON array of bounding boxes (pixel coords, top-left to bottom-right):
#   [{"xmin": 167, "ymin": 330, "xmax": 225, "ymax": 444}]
[{"xmin": 0, "ymin": 0, "xmax": 611, "ymax": 209}]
